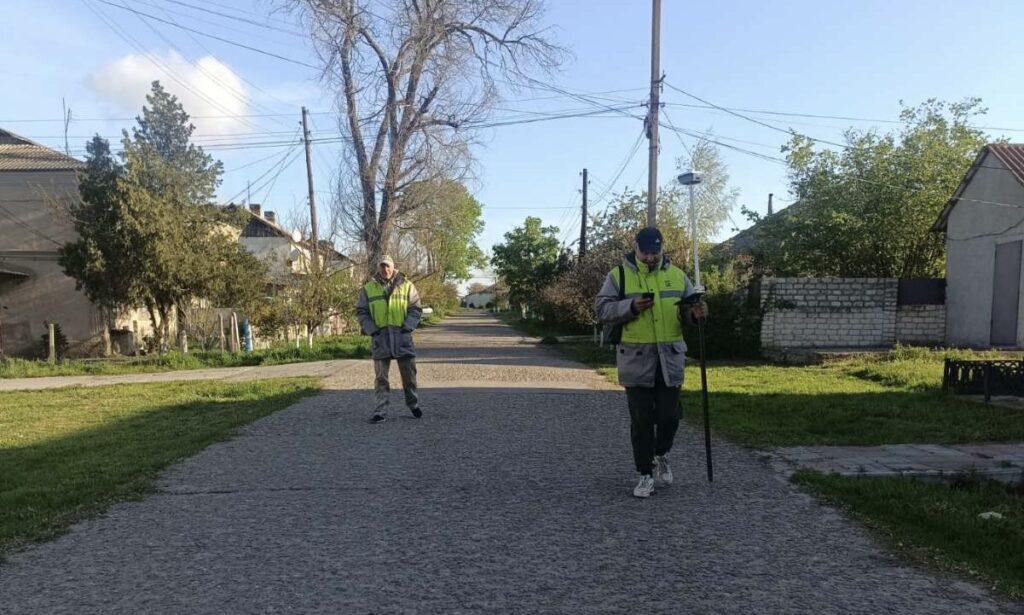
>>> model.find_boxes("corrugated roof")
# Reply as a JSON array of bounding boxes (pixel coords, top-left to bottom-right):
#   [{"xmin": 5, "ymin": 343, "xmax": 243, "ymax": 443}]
[
  {"xmin": 932, "ymin": 143, "xmax": 1024, "ymax": 232},
  {"xmin": 989, "ymin": 143, "xmax": 1024, "ymax": 187},
  {"xmin": 0, "ymin": 129, "xmax": 85, "ymax": 171}
]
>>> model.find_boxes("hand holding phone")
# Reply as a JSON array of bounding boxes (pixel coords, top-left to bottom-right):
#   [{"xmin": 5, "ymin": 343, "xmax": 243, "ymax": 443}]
[{"xmin": 633, "ymin": 292, "xmax": 655, "ymax": 313}]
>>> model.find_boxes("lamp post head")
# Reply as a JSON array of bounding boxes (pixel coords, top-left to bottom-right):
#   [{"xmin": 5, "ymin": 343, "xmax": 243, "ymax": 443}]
[{"xmin": 677, "ymin": 171, "xmax": 704, "ymax": 186}]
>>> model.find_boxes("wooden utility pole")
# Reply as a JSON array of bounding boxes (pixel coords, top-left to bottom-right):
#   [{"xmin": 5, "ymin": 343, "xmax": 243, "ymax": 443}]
[
  {"xmin": 301, "ymin": 107, "xmax": 319, "ymax": 258},
  {"xmin": 62, "ymin": 99, "xmax": 73, "ymax": 157},
  {"xmin": 646, "ymin": 0, "xmax": 662, "ymax": 228},
  {"xmin": 580, "ymin": 168, "xmax": 588, "ymax": 258},
  {"xmin": 48, "ymin": 322, "xmax": 56, "ymax": 364}
]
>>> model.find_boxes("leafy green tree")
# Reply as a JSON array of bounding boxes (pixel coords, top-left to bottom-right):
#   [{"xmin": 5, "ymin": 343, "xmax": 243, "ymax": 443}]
[
  {"xmin": 399, "ymin": 181, "xmax": 487, "ymax": 282},
  {"xmin": 491, "ymin": 217, "xmax": 562, "ymax": 311},
  {"xmin": 755, "ymin": 99, "xmax": 990, "ymax": 277},
  {"xmin": 59, "ymin": 136, "xmax": 137, "ymax": 350},
  {"xmin": 60, "ymin": 81, "xmax": 266, "ymax": 351}
]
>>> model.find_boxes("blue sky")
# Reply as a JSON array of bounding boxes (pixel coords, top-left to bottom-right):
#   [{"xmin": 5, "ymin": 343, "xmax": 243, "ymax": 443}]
[{"xmin": 3, "ymin": 0, "xmax": 1023, "ymax": 287}]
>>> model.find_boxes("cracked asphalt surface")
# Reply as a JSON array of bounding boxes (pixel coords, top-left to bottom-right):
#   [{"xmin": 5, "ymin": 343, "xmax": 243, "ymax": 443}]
[{"xmin": 0, "ymin": 312, "xmax": 1019, "ymax": 614}]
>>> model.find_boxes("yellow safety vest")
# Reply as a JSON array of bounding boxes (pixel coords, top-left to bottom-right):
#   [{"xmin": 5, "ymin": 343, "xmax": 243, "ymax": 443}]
[
  {"xmin": 364, "ymin": 279, "xmax": 412, "ymax": 328},
  {"xmin": 615, "ymin": 260, "xmax": 687, "ymax": 344}
]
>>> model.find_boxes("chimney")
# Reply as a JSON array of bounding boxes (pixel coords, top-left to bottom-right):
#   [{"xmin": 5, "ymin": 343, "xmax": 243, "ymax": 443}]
[
  {"xmin": 767, "ymin": 193, "xmax": 774, "ymax": 216},
  {"xmin": 265, "ymin": 211, "xmax": 276, "ymax": 224},
  {"xmin": 249, "ymin": 203, "xmax": 262, "ymax": 218}
]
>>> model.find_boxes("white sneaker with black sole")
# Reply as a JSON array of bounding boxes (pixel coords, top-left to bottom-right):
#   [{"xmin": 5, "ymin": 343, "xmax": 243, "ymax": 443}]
[
  {"xmin": 654, "ymin": 455, "xmax": 673, "ymax": 485},
  {"xmin": 633, "ymin": 474, "xmax": 655, "ymax": 498}
]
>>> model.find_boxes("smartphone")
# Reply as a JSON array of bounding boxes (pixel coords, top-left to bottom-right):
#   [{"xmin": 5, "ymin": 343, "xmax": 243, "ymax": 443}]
[{"xmin": 641, "ymin": 292, "xmax": 655, "ymax": 300}]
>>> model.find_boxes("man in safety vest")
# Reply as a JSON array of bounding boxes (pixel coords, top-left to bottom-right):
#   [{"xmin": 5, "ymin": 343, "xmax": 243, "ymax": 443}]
[
  {"xmin": 356, "ymin": 255, "xmax": 423, "ymax": 423},
  {"xmin": 594, "ymin": 227, "xmax": 708, "ymax": 498}
]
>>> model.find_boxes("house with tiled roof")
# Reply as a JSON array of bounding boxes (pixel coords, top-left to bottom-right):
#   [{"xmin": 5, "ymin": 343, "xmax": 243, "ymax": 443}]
[
  {"xmin": 0, "ymin": 129, "xmax": 166, "ymax": 357},
  {"xmin": 933, "ymin": 143, "xmax": 1024, "ymax": 347},
  {"xmin": 0, "ymin": 129, "xmax": 99, "ymax": 356}
]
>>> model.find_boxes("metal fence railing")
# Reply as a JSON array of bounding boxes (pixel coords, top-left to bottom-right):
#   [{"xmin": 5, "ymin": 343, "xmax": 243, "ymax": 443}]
[{"xmin": 943, "ymin": 359, "xmax": 1024, "ymax": 402}]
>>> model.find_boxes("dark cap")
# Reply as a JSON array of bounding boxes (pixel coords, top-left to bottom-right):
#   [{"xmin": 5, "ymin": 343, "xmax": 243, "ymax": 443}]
[{"xmin": 635, "ymin": 227, "xmax": 664, "ymax": 253}]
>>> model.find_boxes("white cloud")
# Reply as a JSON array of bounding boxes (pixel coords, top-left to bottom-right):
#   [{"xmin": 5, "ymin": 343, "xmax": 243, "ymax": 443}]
[{"xmin": 86, "ymin": 51, "xmax": 251, "ymax": 136}]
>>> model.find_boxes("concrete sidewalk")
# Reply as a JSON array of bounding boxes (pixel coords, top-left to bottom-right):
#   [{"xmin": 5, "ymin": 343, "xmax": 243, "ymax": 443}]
[
  {"xmin": 0, "ymin": 313, "xmax": 1019, "ymax": 614},
  {"xmin": 0, "ymin": 360, "xmax": 361, "ymax": 392},
  {"xmin": 772, "ymin": 442, "xmax": 1024, "ymax": 483}
]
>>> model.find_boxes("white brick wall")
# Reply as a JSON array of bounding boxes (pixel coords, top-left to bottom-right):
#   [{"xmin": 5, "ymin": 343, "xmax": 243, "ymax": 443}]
[
  {"xmin": 760, "ymin": 278, "xmax": 938, "ymax": 349},
  {"xmin": 895, "ymin": 305, "xmax": 946, "ymax": 345}
]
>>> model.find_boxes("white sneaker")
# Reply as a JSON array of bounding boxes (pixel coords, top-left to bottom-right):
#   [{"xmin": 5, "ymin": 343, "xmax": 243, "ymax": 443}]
[
  {"xmin": 633, "ymin": 474, "xmax": 655, "ymax": 498},
  {"xmin": 654, "ymin": 455, "xmax": 673, "ymax": 485}
]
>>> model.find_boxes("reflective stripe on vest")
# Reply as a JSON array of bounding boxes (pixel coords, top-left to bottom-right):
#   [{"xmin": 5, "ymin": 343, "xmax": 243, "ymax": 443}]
[
  {"xmin": 614, "ymin": 261, "xmax": 686, "ymax": 344},
  {"xmin": 365, "ymin": 279, "xmax": 412, "ymax": 328}
]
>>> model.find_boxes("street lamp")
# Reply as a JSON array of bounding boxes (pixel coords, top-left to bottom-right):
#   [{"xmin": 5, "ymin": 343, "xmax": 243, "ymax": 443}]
[
  {"xmin": 677, "ymin": 170, "xmax": 713, "ymax": 483},
  {"xmin": 677, "ymin": 171, "xmax": 704, "ymax": 292}
]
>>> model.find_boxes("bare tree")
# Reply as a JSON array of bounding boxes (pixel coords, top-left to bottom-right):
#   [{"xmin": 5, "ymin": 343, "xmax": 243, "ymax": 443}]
[{"xmin": 289, "ymin": 0, "xmax": 566, "ymax": 274}]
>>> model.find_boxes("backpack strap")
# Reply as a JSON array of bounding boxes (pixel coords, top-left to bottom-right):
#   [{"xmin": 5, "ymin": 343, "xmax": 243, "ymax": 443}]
[{"xmin": 617, "ymin": 265, "xmax": 625, "ymax": 300}]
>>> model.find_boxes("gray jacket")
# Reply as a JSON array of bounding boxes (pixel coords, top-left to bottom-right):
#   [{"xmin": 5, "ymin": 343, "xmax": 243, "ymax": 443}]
[
  {"xmin": 356, "ymin": 274, "xmax": 423, "ymax": 360},
  {"xmin": 593, "ymin": 254, "xmax": 697, "ymax": 388}
]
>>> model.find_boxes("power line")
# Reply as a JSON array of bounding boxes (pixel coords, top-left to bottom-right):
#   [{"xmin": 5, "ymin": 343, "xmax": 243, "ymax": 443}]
[
  {"xmin": 657, "ymin": 120, "xmax": 1024, "ymax": 213},
  {"xmin": 83, "ymin": 0, "xmax": 269, "ymax": 134},
  {"xmin": 663, "ymin": 82, "xmax": 1019, "ymax": 176},
  {"xmin": 0, "ymin": 203, "xmax": 64, "ymax": 247},
  {"xmin": 91, "ymin": 0, "xmax": 320, "ymax": 69},
  {"xmin": 142, "ymin": 0, "xmax": 302, "ymax": 128},
  {"xmin": 150, "ymin": 0, "xmax": 306, "ymax": 37},
  {"xmin": 661, "ymin": 100, "xmax": 1024, "ymax": 134},
  {"xmin": 224, "ymin": 140, "xmax": 301, "ymax": 203},
  {"xmin": 588, "ymin": 129, "xmax": 647, "ymax": 213}
]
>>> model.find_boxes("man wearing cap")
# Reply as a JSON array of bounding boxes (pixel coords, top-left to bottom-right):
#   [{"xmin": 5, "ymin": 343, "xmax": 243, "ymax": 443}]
[
  {"xmin": 356, "ymin": 256, "xmax": 424, "ymax": 423},
  {"xmin": 594, "ymin": 227, "xmax": 708, "ymax": 498}
]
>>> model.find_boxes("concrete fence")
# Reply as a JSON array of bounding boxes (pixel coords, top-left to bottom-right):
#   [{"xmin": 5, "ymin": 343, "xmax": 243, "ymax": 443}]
[{"xmin": 760, "ymin": 277, "xmax": 946, "ymax": 352}]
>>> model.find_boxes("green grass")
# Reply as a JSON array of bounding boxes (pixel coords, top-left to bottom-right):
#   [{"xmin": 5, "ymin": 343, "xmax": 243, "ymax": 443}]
[
  {"xmin": 835, "ymin": 345, "xmax": 1017, "ymax": 392},
  {"xmin": 0, "ymin": 335, "xmax": 372, "ymax": 379},
  {"xmin": 0, "ymin": 378, "xmax": 320, "ymax": 556},
  {"xmin": 677, "ymin": 362, "xmax": 1024, "ymax": 447},
  {"xmin": 794, "ymin": 471, "xmax": 1024, "ymax": 600},
  {"xmin": 541, "ymin": 338, "xmax": 1024, "ymax": 447}
]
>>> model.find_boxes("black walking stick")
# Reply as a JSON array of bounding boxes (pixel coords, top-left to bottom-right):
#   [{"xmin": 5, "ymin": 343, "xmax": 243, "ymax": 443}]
[
  {"xmin": 681, "ymin": 292, "xmax": 713, "ymax": 482},
  {"xmin": 678, "ymin": 170, "xmax": 713, "ymax": 482}
]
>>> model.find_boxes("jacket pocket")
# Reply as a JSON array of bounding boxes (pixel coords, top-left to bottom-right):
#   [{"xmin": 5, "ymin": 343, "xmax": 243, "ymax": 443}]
[
  {"xmin": 660, "ymin": 341, "xmax": 687, "ymax": 387},
  {"xmin": 397, "ymin": 329, "xmax": 415, "ymax": 356},
  {"xmin": 617, "ymin": 343, "xmax": 655, "ymax": 387}
]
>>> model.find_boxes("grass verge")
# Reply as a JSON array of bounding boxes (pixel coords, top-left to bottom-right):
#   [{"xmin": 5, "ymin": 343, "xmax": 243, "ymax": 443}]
[
  {"xmin": 679, "ymin": 363, "xmax": 1024, "ymax": 447},
  {"xmin": 0, "ymin": 335, "xmax": 371, "ymax": 379},
  {"xmin": 534, "ymin": 335, "xmax": 1024, "ymax": 447},
  {"xmin": 794, "ymin": 470, "xmax": 1024, "ymax": 600},
  {"xmin": 0, "ymin": 378, "xmax": 320, "ymax": 556}
]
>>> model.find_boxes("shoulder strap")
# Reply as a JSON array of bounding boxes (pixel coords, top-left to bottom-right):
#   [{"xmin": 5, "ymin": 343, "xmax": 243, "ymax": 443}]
[{"xmin": 617, "ymin": 265, "xmax": 625, "ymax": 300}]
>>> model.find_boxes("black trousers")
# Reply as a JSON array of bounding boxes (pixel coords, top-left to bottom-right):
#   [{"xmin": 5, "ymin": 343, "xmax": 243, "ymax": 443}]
[{"xmin": 624, "ymin": 362, "xmax": 681, "ymax": 475}]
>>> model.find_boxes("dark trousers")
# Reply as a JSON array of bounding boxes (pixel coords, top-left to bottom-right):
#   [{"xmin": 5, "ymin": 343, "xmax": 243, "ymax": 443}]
[{"xmin": 625, "ymin": 363, "xmax": 681, "ymax": 475}]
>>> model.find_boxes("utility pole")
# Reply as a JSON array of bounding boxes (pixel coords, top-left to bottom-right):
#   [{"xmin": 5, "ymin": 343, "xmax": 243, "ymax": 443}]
[
  {"xmin": 247, "ymin": 181, "xmax": 251, "ymax": 206},
  {"xmin": 62, "ymin": 98, "xmax": 72, "ymax": 157},
  {"xmin": 646, "ymin": 0, "xmax": 662, "ymax": 228},
  {"xmin": 767, "ymin": 192, "xmax": 774, "ymax": 216},
  {"xmin": 301, "ymin": 106, "xmax": 319, "ymax": 258},
  {"xmin": 580, "ymin": 168, "xmax": 588, "ymax": 258}
]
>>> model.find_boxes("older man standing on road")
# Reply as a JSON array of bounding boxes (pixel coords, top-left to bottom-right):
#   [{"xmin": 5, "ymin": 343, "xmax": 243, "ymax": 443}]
[
  {"xmin": 595, "ymin": 227, "xmax": 708, "ymax": 498},
  {"xmin": 356, "ymin": 256, "xmax": 423, "ymax": 424}
]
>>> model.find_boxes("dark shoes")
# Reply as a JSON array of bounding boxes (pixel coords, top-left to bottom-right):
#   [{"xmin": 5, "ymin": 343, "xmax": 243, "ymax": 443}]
[{"xmin": 370, "ymin": 409, "xmax": 420, "ymax": 422}]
